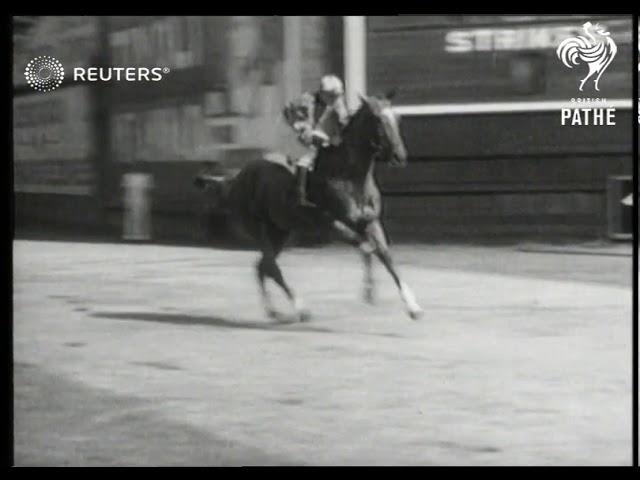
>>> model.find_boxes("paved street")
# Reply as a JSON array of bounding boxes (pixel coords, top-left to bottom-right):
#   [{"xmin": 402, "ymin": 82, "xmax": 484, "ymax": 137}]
[{"xmin": 13, "ymin": 240, "xmax": 632, "ymax": 465}]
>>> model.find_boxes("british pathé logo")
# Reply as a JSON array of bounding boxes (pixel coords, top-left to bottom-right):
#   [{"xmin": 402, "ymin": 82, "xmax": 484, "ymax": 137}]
[
  {"xmin": 556, "ymin": 21, "xmax": 617, "ymax": 92},
  {"xmin": 557, "ymin": 22, "xmax": 618, "ymax": 127}
]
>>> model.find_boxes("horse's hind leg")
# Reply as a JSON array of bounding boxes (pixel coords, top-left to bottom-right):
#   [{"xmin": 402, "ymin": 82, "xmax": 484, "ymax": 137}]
[
  {"xmin": 258, "ymin": 222, "xmax": 310, "ymax": 322},
  {"xmin": 366, "ymin": 220, "xmax": 423, "ymax": 319},
  {"xmin": 256, "ymin": 258, "xmax": 277, "ymax": 318}
]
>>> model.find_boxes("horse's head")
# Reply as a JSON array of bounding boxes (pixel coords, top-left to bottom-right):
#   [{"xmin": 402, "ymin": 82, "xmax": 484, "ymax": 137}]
[{"xmin": 357, "ymin": 91, "xmax": 408, "ymax": 167}]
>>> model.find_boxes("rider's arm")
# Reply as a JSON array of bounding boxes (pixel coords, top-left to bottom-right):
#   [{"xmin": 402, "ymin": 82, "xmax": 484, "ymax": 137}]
[{"xmin": 333, "ymin": 95, "xmax": 350, "ymax": 127}]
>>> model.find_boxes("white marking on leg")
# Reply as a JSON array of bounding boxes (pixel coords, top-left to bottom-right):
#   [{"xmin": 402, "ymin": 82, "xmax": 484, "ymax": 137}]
[
  {"xmin": 292, "ymin": 296, "xmax": 305, "ymax": 313},
  {"xmin": 292, "ymin": 296, "xmax": 310, "ymax": 322},
  {"xmin": 261, "ymin": 288, "xmax": 276, "ymax": 317},
  {"xmin": 400, "ymin": 281, "xmax": 423, "ymax": 319}
]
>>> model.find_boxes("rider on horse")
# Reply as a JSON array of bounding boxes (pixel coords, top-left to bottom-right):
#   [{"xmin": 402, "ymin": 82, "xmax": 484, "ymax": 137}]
[{"xmin": 283, "ymin": 74, "xmax": 350, "ymax": 207}]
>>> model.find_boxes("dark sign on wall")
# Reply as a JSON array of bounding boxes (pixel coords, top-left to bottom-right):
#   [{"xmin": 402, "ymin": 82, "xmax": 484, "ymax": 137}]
[
  {"xmin": 367, "ymin": 15, "xmax": 632, "ymax": 105},
  {"xmin": 14, "ymin": 86, "xmax": 95, "ymax": 194}
]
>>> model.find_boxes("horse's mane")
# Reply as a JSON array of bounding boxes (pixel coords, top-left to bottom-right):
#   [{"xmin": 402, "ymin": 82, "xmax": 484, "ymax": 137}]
[
  {"xmin": 341, "ymin": 99, "xmax": 373, "ymax": 138},
  {"xmin": 314, "ymin": 99, "xmax": 378, "ymax": 179}
]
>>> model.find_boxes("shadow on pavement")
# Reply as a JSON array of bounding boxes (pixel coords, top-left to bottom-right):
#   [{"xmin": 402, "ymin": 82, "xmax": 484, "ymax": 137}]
[
  {"xmin": 91, "ymin": 311, "xmax": 403, "ymax": 338},
  {"xmin": 92, "ymin": 311, "xmax": 333, "ymax": 334}
]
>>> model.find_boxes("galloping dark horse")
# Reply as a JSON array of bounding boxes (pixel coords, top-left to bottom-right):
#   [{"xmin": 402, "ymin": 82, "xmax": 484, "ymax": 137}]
[{"xmin": 194, "ymin": 94, "xmax": 423, "ymax": 321}]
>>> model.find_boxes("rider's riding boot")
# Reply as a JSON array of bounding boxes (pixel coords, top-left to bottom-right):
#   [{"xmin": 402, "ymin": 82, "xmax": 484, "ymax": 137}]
[{"xmin": 297, "ymin": 167, "xmax": 316, "ymax": 207}]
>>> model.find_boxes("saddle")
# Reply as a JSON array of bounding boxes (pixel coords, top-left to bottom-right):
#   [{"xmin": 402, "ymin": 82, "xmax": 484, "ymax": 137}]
[{"xmin": 263, "ymin": 152, "xmax": 296, "ymax": 174}]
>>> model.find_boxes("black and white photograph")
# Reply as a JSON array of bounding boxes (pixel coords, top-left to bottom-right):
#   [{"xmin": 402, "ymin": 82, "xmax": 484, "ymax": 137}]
[{"xmin": 10, "ymin": 15, "xmax": 636, "ymax": 466}]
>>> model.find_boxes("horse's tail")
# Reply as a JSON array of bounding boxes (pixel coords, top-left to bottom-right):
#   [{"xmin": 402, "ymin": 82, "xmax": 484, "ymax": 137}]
[
  {"xmin": 193, "ymin": 172, "xmax": 226, "ymax": 190},
  {"xmin": 193, "ymin": 161, "xmax": 234, "ymax": 210}
]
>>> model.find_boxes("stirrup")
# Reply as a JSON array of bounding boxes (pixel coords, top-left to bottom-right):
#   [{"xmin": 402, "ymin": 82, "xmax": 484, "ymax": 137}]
[
  {"xmin": 300, "ymin": 199, "xmax": 316, "ymax": 208},
  {"xmin": 298, "ymin": 191, "xmax": 316, "ymax": 208},
  {"xmin": 296, "ymin": 167, "xmax": 315, "ymax": 207}
]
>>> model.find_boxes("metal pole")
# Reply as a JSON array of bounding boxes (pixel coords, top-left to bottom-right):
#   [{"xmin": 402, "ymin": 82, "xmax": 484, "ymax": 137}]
[
  {"xmin": 343, "ymin": 16, "xmax": 366, "ymax": 110},
  {"xmin": 283, "ymin": 16, "xmax": 302, "ymax": 100}
]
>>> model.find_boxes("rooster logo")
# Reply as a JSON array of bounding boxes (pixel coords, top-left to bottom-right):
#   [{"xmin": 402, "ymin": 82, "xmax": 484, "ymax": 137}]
[{"xmin": 557, "ymin": 22, "xmax": 617, "ymax": 91}]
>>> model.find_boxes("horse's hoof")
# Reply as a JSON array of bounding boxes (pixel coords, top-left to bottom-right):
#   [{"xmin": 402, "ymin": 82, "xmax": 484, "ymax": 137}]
[
  {"xmin": 298, "ymin": 310, "xmax": 312, "ymax": 322},
  {"xmin": 408, "ymin": 309, "xmax": 424, "ymax": 321}
]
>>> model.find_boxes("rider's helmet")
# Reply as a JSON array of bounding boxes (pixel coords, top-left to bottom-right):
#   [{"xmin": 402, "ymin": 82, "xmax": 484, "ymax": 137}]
[{"xmin": 319, "ymin": 75, "xmax": 344, "ymax": 102}]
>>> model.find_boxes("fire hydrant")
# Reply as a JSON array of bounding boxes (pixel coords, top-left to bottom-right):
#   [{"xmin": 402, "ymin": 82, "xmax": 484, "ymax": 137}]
[{"xmin": 122, "ymin": 172, "xmax": 153, "ymax": 241}]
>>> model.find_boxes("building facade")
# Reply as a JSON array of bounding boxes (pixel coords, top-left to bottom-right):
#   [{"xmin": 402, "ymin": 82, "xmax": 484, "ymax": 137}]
[{"xmin": 13, "ymin": 16, "xmax": 633, "ymax": 241}]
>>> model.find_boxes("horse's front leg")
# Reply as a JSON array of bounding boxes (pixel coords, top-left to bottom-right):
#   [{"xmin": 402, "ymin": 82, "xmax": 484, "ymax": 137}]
[
  {"xmin": 366, "ymin": 220, "xmax": 423, "ymax": 320},
  {"xmin": 362, "ymin": 247, "xmax": 375, "ymax": 304},
  {"xmin": 326, "ymin": 216, "xmax": 375, "ymax": 302}
]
